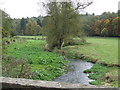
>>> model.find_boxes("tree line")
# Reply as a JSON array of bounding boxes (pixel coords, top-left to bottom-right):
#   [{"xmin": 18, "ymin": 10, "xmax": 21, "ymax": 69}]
[
  {"xmin": 82, "ymin": 11, "xmax": 120, "ymax": 37},
  {"xmin": 1, "ymin": 9, "xmax": 44, "ymax": 38},
  {"xmin": 2, "ymin": 10, "xmax": 119, "ymax": 38}
]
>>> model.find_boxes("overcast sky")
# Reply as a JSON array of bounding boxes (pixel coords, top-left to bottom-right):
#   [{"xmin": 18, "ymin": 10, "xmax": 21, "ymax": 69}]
[{"xmin": 0, "ymin": 0, "xmax": 119, "ymax": 18}]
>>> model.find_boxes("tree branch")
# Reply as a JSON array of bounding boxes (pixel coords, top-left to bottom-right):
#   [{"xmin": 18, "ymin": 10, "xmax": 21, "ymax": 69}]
[{"xmin": 75, "ymin": 1, "xmax": 93, "ymax": 10}]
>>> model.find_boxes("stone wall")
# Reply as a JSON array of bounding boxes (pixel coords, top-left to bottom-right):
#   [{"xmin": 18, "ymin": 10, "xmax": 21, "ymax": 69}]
[{"xmin": 0, "ymin": 77, "xmax": 118, "ymax": 90}]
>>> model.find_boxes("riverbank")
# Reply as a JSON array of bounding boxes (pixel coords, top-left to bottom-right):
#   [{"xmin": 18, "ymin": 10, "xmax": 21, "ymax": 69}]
[{"xmin": 61, "ymin": 37, "xmax": 119, "ymax": 87}]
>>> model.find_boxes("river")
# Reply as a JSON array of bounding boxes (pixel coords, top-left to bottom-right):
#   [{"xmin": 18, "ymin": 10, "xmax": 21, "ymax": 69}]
[{"xmin": 54, "ymin": 59, "xmax": 94, "ymax": 85}]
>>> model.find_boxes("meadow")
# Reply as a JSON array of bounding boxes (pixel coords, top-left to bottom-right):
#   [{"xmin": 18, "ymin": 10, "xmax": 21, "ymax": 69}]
[{"xmin": 64, "ymin": 37, "xmax": 118, "ymax": 65}]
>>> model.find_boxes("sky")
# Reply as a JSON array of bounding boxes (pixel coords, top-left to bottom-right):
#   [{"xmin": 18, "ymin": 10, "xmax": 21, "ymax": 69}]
[{"xmin": 0, "ymin": 0, "xmax": 119, "ymax": 18}]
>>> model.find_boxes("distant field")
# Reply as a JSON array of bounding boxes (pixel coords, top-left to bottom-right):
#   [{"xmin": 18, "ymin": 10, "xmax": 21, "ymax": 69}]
[
  {"xmin": 14, "ymin": 35, "xmax": 46, "ymax": 39},
  {"xmin": 64, "ymin": 37, "xmax": 118, "ymax": 65}
]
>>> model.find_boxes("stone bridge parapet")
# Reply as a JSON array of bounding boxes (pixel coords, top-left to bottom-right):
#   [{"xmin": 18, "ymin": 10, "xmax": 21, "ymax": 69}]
[{"xmin": 0, "ymin": 77, "xmax": 118, "ymax": 90}]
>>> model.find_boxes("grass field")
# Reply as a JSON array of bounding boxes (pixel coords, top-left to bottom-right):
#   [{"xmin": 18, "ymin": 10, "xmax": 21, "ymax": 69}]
[{"xmin": 64, "ymin": 37, "xmax": 118, "ymax": 65}]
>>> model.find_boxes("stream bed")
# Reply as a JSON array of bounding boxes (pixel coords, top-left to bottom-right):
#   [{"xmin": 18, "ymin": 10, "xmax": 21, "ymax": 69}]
[{"xmin": 54, "ymin": 59, "xmax": 94, "ymax": 85}]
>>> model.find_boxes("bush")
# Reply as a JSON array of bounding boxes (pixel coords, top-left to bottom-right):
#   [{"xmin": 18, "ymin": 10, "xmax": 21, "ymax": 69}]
[{"xmin": 64, "ymin": 38, "xmax": 88, "ymax": 47}]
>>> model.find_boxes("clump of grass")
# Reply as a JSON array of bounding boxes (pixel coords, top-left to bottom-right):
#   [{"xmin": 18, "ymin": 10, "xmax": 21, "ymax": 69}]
[{"xmin": 84, "ymin": 64, "xmax": 108, "ymax": 86}]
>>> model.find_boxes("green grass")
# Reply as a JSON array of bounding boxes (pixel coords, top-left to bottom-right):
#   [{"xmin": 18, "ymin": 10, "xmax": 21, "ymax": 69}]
[
  {"xmin": 64, "ymin": 37, "xmax": 118, "ymax": 65},
  {"xmin": 84, "ymin": 64, "xmax": 108, "ymax": 86},
  {"xmin": 14, "ymin": 35, "xmax": 46, "ymax": 39},
  {"xmin": 4, "ymin": 39, "xmax": 68, "ymax": 81}
]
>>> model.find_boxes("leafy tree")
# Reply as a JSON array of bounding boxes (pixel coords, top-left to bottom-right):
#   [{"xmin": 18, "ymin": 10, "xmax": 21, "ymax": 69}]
[
  {"xmin": 11, "ymin": 19, "xmax": 21, "ymax": 36},
  {"xmin": 26, "ymin": 20, "xmax": 41, "ymax": 35},
  {"xmin": 99, "ymin": 12, "xmax": 117, "ymax": 20},
  {"xmin": 82, "ymin": 14, "xmax": 98, "ymax": 36},
  {"xmin": 94, "ymin": 20, "xmax": 103, "ymax": 35},
  {"xmin": 101, "ymin": 28, "xmax": 108, "ymax": 36},
  {"xmin": 118, "ymin": 10, "xmax": 120, "ymax": 17},
  {"xmin": 1, "ymin": 10, "xmax": 13, "ymax": 54},
  {"xmin": 36, "ymin": 16, "xmax": 44, "ymax": 27},
  {"xmin": 19, "ymin": 18, "xmax": 27, "ymax": 35},
  {"xmin": 1, "ymin": 10, "xmax": 13, "ymax": 38},
  {"xmin": 43, "ymin": 1, "xmax": 92, "ymax": 50},
  {"xmin": 112, "ymin": 17, "xmax": 120, "ymax": 36}
]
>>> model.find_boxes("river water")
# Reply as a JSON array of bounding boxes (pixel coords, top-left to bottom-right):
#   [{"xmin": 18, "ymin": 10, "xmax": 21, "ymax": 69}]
[{"xmin": 54, "ymin": 59, "xmax": 94, "ymax": 85}]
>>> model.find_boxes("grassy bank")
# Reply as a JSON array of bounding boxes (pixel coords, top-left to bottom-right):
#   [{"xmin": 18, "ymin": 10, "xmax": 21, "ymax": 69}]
[
  {"xmin": 64, "ymin": 37, "xmax": 118, "ymax": 65},
  {"xmin": 63, "ymin": 37, "xmax": 119, "ymax": 87},
  {"xmin": 3, "ymin": 39, "xmax": 68, "ymax": 81}
]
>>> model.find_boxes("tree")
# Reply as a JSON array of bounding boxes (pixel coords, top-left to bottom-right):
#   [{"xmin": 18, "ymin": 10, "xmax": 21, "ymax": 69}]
[
  {"xmin": 20, "ymin": 18, "xmax": 27, "ymax": 35},
  {"xmin": 101, "ymin": 28, "xmax": 108, "ymax": 36},
  {"xmin": 94, "ymin": 20, "xmax": 103, "ymax": 35},
  {"xmin": 118, "ymin": 10, "xmax": 120, "ymax": 17},
  {"xmin": 82, "ymin": 14, "xmax": 98, "ymax": 36},
  {"xmin": 26, "ymin": 20, "xmax": 41, "ymax": 36},
  {"xmin": 1, "ymin": 10, "xmax": 13, "ymax": 54},
  {"xmin": 11, "ymin": 18, "xmax": 21, "ymax": 36},
  {"xmin": 112, "ymin": 17, "xmax": 120, "ymax": 36},
  {"xmin": 43, "ymin": 1, "xmax": 92, "ymax": 51},
  {"xmin": 36, "ymin": 16, "xmax": 43, "ymax": 27},
  {"xmin": 1, "ymin": 10, "xmax": 13, "ymax": 38}
]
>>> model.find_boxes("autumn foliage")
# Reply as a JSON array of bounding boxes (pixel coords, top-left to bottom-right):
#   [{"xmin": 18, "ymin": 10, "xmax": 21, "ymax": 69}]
[
  {"xmin": 83, "ymin": 12, "xmax": 120, "ymax": 37},
  {"xmin": 93, "ymin": 17, "xmax": 120, "ymax": 36}
]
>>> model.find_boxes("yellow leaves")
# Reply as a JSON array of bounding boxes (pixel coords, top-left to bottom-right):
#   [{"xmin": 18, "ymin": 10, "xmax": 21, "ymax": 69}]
[
  {"xmin": 104, "ymin": 19, "xmax": 110, "ymax": 25},
  {"xmin": 112, "ymin": 17, "xmax": 119, "ymax": 23},
  {"xmin": 97, "ymin": 20, "xmax": 102, "ymax": 23}
]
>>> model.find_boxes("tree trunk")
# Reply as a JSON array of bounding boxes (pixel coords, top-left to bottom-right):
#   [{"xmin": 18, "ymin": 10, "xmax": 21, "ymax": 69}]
[{"xmin": 57, "ymin": 38, "xmax": 64, "ymax": 50}]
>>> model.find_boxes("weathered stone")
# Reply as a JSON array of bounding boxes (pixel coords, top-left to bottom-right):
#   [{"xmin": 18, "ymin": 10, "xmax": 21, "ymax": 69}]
[{"xmin": 0, "ymin": 77, "xmax": 117, "ymax": 89}]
